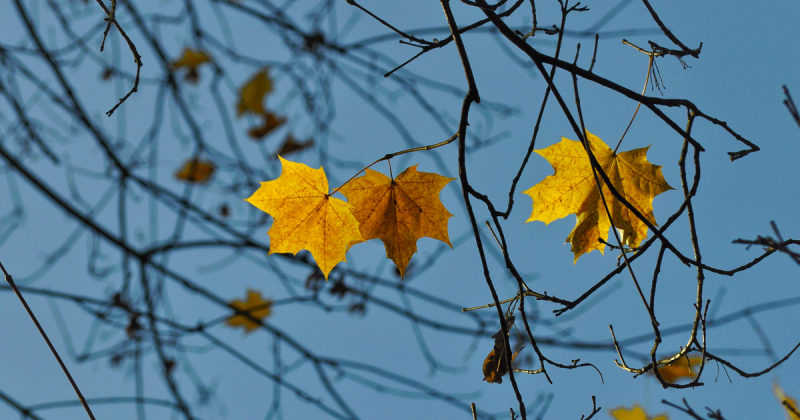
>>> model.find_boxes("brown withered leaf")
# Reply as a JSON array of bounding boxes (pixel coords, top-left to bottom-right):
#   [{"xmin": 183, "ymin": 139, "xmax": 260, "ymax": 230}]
[
  {"xmin": 483, "ymin": 315, "xmax": 519, "ymax": 384},
  {"xmin": 248, "ymin": 112, "xmax": 287, "ymax": 139},
  {"xmin": 175, "ymin": 158, "xmax": 215, "ymax": 183},
  {"xmin": 277, "ymin": 134, "xmax": 313, "ymax": 155}
]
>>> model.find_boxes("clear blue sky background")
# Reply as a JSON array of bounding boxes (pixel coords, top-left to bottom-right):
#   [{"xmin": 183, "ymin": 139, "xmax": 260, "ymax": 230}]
[{"xmin": 0, "ymin": 0, "xmax": 799, "ymax": 419}]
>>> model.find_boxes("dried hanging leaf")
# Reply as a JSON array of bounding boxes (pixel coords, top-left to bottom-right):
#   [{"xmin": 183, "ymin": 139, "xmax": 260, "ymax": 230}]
[
  {"xmin": 278, "ymin": 134, "xmax": 313, "ymax": 155},
  {"xmin": 774, "ymin": 383, "xmax": 800, "ymax": 420},
  {"xmin": 482, "ymin": 316, "xmax": 519, "ymax": 384},
  {"xmin": 171, "ymin": 48, "xmax": 212, "ymax": 84},
  {"xmin": 524, "ymin": 131, "xmax": 672, "ymax": 262},
  {"xmin": 655, "ymin": 355, "xmax": 702, "ymax": 383},
  {"xmin": 175, "ymin": 158, "xmax": 215, "ymax": 183},
  {"xmin": 609, "ymin": 405, "xmax": 669, "ymax": 420},
  {"xmin": 226, "ymin": 289, "xmax": 273, "ymax": 333},
  {"xmin": 339, "ymin": 165, "xmax": 454, "ymax": 277},
  {"xmin": 245, "ymin": 157, "xmax": 364, "ymax": 279},
  {"xmin": 248, "ymin": 112, "xmax": 287, "ymax": 139},
  {"xmin": 237, "ymin": 69, "xmax": 273, "ymax": 117}
]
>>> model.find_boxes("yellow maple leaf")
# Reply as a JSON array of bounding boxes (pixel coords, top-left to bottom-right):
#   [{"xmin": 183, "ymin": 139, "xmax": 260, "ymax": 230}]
[
  {"xmin": 175, "ymin": 157, "xmax": 215, "ymax": 183},
  {"xmin": 609, "ymin": 405, "xmax": 668, "ymax": 420},
  {"xmin": 523, "ymin": 131, "xmax": 672, "ymax": 262},
  {"xmin": 339, "ymin": 165, "xmax": 454, "ymax": 278},
  {"xmin": 774, "ymin": 383, "xmax": 800, "ymax": 420},
  {"xmin": 171, "ymin": 48, "xmax": 211, "ymax": 84},
  {"xmin": 654, "ymin": 355, "xmax": 702, "ymax": 383},
  {"xmin": 245, "ymin": 157, "xmax": 364, "ymax": 279},
  {"xmin": 237, "ymin": 69, "xmax": 273, "ymax": 117},
  {"xmin": 226, "ymin": 289, "xmax": 273, "ymax": 333}
]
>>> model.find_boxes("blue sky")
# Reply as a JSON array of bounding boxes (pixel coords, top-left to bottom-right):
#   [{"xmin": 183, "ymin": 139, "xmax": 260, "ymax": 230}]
[{"xmin": 0, "ymin": 0, "xmax": 799, "ymax": 419}]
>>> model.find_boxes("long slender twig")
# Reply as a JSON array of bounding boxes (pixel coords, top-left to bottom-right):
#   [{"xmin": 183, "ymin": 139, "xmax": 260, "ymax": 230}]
[{"xmin": 0, "ymin": 261, "xmax": 96, "ymax": 420}]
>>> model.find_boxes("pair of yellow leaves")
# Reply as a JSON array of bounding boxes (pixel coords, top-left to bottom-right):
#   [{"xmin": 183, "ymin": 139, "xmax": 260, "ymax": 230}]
[
  {"xmin": 245, "ymin": 157, "xmax": 454, "ymax": 279},
  {"xmin": 524, "ymin": 131, "xmax": 672, "ymax": 261}
]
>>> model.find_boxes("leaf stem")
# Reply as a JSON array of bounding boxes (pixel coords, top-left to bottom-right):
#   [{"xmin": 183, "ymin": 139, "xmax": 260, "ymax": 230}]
[{"xmin": 329, "ymin": 132, "xmax": 458, "ymax": 195}]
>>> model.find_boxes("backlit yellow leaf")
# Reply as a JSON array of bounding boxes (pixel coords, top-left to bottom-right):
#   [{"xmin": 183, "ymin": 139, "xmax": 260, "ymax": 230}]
[
  {"xmin": 655, "ymin": 355, "xmax": 702, "ymax": 383},
  {"xmin": 339, "ymin": 165, "xmax": 454, "ymax": 277},
  {"xmin": 226, "ymin": 289, "xmax": 272, "ymax": 333},
  {"xmin": 245, "ymin": 157, "xmax": 364, "ymax": 279},
  {"xmin": 523, "ymin": 131, "xmax": 672, "ymax": 262}
]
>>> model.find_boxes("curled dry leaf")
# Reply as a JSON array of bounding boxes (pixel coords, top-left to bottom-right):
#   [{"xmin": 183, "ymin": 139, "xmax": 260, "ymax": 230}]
[
  {"xmin": 482, "ymin": 315, "xmax": 519, "ymax": 384},
  {"xmin": 245, "ymin": 157, "xmax": 363, "ymax": 279},
  {"xmin": 171, "ymin": 48, "xmax": 212, "ymax": 84},
  {"xmin": 339, "ymin": 165, "xmax": 454, "ymax": 278},
  {"xmin": 226, "ymin": 289, "xmax": 273, "ymax": 333},
  {"xmin": 237, "ymin": 69, "xmax": 273, "ymax": 117},
  {"xmin": 524, "ymin": 131, "xmax": 672, "ymax": 262},
  {"xmin": 654, "ymin": 355, "xmax": 702, "ymax": 383},
  {"xmin": 609, "ymin": 405, "xmax": 668, "ymax": 420},
  {"xmin": 175, "ymin": 158, "xmax": 215, "ymax": 183}
]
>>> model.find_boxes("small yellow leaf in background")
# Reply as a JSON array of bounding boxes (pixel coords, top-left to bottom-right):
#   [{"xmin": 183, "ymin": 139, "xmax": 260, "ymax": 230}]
[
  {"xmin": 226, "ymin": 289, "xmax": 273, "ymax": 333},
  {"xmin": 339, "ymin": 165, "xmax": 454, "ymax": 278},
  {"xmin": 523, "ymin": 131, "xmax": 672, "ymax": 262},
  {"xmin": 245, "ymin": 157, "xmax": 364, "ymax": 279},
  {"xmin": 248, "ymin": 112, "xmax": 287, "ymax": 140},
  {"xmin": 654, "ymin": 355, "xmax": 702, "ymax": 383},
  {"xmin": 175, "ymin": 158, "xmax": 215, "ymax": 183},
  {"xmin": 237, "ymin": 69, "xmax": 273, "ymax": 117},
  {"xmin": 774, "ymin": 383, "xmax": 800, "ymax": 420},
  {"xmin": 171, "ymin": 48, "xmax": 212, "ymax": 84},
  {"xmin": 278, "ymin": 134, "xmax": 313, "ymax": 156},
  {"xmin": 609, "ymin": 405, "xmax": 668, "ymax": 420}
]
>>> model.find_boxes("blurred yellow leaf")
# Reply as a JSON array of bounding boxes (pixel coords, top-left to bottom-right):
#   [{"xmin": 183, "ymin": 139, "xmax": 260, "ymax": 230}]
[
  {"xmin": 237, "ymin": 69, "xmax": 273, "ymax": 117},
  {"xmin": 277, "ymin": 134, "xmax": 313, "ymax": 155},
  {"xmin": 774, "ymin": 383, "xmax": 800, "ymax": 420},
  {"xmin": 245, "ymin": 157, "xmax": 364, "ymax": 279},
  {"xmin": 655, "ymin": 355, "xmax": 702, "ymax": 383},
  {"xmin": 609, "ymin": 405, "xmax": 668, "ymax": 420},
  {"xmin": 175, "ymin": 158, "xmax": 215, "ymax": 183},
  {"xmin": 171, "ymin": 48, "xmax": 212, "ymax": 84},
  {"xmin": 226, "ymin": 290, "xmax": 273, "ymax": 333},
  {"xmin": 248, "ymin": 112, "xmax": 287, "ymax": 139},
  {"xmin": 523, "ymin": 131, "xmax": 672, "ymax": 262}
]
